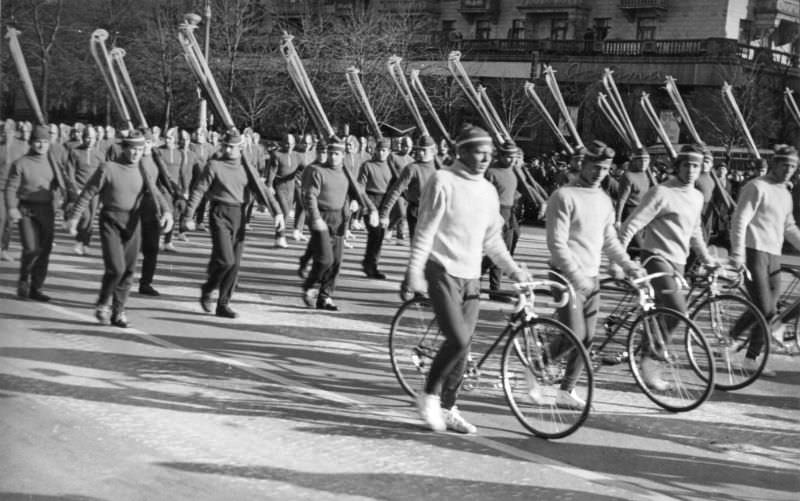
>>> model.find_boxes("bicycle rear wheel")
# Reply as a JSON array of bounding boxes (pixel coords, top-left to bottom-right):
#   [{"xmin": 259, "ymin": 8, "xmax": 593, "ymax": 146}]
[
  {"xmin": 690, "ymin": 294, "xmax": 769, "ymax": 390},
  {"xmin": 388, "ymin": 296, "xmax": 440, "ymax": 398},
  {"xmin": 501, "ymin": 317, "xmax": 593, "ymax": 439},
  {"xmin": 628, "ymin": 307, "xmax": 715, "ymax": 412}
]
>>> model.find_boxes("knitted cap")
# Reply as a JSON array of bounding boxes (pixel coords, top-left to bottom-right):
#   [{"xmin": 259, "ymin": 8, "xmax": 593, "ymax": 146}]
[
  {"xmin": 30, "ymin": 125, "xmax": 50, "ymax": 142},
  {"xmin": 376, "ymin": 138, "xmax": 391, "ymax": 150},
  {"xmin": 316, "ymin": 140, "xmax": 328, "ymax": 152},
  {"xmin": 677, "ymin": 143, "xmax": 704, "ymax": 162},
  {"xmin": 222, "ymin": 128, "xmax": 244, "ymax": 146},
  {"xmin": 773, "ymin": 144, "xmax": 799, "ymax": 162},
  {"xmin": 455, "ymin": 125, "xmax": 492, "ymax": 148},
  {"xmin": 499, "ymin": 140, "xmax": 519, "ymax": 155},
  {"xmin": 327, "ymin": 135, "xmax": 346, "ymax": 152},
  {"xmin": 585, "ymin": 140, "xmax": 615, "ymax": 162},
  {"xmin": 413, "ymin": 134, "xmax": 437, "ymax": 150},
  {"xmin": 702, "ymin": 146, "xmax": 713, "ymax": 161},
  {"xmin": 630, "ymin": 147, "xmax": 650, "ymax": 159},
  {"xmin": 123, "ymin": 130, "xmax": 146, "ymax": 147}
]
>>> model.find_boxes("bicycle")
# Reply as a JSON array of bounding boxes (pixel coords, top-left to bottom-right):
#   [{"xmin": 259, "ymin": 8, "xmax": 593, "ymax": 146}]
[
  {"xmin": 686, "ymin": 264, "xmax": 770, "ymax": 390},
  {"xmin": 594, "ymin": 269, "xmax": 715, "ymax": 412},
  {"xmin": 388, "ymin": 276, "xmax": 593, "ymax": 439},
  {"xmin": 773, "ymin": 263, "xmax": 800, "ymax": 355}
]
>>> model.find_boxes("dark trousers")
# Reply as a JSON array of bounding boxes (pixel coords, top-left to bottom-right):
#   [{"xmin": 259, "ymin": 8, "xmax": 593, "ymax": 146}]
[
  {"xmin": 163, "ymin": 199, "xmax": 186, "ymax": 244},
  {"xmin": 0, "ymin": 192, "xmax": 12, "ymax": 251},
  {"xmin": 76, "ymin": 196, "xmax": 98, "ymax": 246},
  {"xmin": 406, "ymin": 202, "xmax": 420, "ymax": 241},
  {"xmin": 363, "ymin": 192, "xmax": 385, "ymax": 272},
  {"xmin": 98, "ymin": 210, "xmax": 141, "ymax": 310},
  {"xmin": 551, "ymin": 271, "xmax": 599, "ymax": 391},
  {"xmin": 483, "ymin": 206, "xmax": 519, "ymax": 291},
  {"xmin": 641, "ymin": 253, "xmax": 686, "ymax": 356},
  {"xmin": 303, "ymin": 208, "xmax": 344, "ymax": 301},
  {"xmin": 139, "ymin": 199, "xmax": 161, "ymax": 287},
  {"xmin": 195, "ymin": 195, "xmax": 208, "ymax": 225},
  {"xmin": 203, "ymin": 203, "xmax": 246, "ymax": 306},
  {"xmin": 621, "ymin": 205, "xmax": 643, "ymax": 258},
  {"xmin": 293, "ymin": 182, "xmax": 306, "ymax": 230},
  {"xmin": 423, "ymin": 259, "xmax": 481, "ymax": 409},
  {"xmin": 389, "ymin": 197, "xmax": 407, "ymax": 238},
  {"xmin": 736, "ymin": 248, "xmax": 781, "ymax": 358},
  {"xmin": 17, "ymin": 202, "xmax": 55, "ymax": 291},
  {"xmin": 274, "ymin": 178, "xmax": 295, "ymax": 238}
]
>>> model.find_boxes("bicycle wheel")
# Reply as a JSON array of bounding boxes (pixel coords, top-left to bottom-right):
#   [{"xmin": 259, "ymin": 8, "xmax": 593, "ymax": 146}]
[
  {"xmin": 388, "ymin": 296, "xmax": 440, "ymax": 398},
  {"xmin": 691, "ymin": 294, "xmax": 770, "ymax": 390},
  {"xmin": 627, "ymin": 307, "xmax": 715, "ymax": 412},
  {"xmin": 501, "ymin": 317, "xmax": 593, "ymax": 439}
]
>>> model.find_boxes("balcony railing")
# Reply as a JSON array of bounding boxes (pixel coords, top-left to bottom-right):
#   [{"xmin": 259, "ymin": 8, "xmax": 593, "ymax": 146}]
[
  {"xmin": 619, "ymin": 0, "xmax": 668, "ymax": 9},
  {"xmin": 378, "ymin": 0, "xmax": 441, "ymax": 15},
  {"xmin": 410, "ymin": 36, "xmax": 799, "ymax": 67},
  {"xmin": 460, "ymin": 0, "xmax": 499, "ymax": 15},
  {"xmin": 517, "ymin": 0, "xmax": 590, "ymax": 10}
]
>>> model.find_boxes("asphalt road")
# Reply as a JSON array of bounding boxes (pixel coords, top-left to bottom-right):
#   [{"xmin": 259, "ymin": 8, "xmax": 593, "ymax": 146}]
[{"xmin": 0, "ymin": 213, "xmax": 798, "ymax": 501}]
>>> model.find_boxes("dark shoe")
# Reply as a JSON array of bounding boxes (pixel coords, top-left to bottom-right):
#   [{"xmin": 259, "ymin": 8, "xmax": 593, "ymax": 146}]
[
  {"xmin": 111, "ymin": 310, "xmax": 129, "ymax": 328},
  {"xmin": 28, "ymin": 289, "xmax": 51, "ymax": 302},
  {"xmin": 139, "ymin": 284, "xmax": 160, "ymax": 296},
  {"xmin": 364, "ymin": 268, "xmax": 386, "ymax": 280},
  {"xmin": 95, "ymin": 304, "xmax": 111, "ymax": 325},
  {"xmin": 316, "ymin": 297, "xmax": 339, "ymax": 311},
  {"xmin": 215, "ymin": 304, "xmax": 239, "ymax": 318},
  {"xmin": 302, "ymin": 289, "xmax": 316, "ymax": 307},
  {"xmin": 17, "ymin": 281, "xmax": 30, "ymax": 299},
  {"xmin": 196, "ymin": 223, "xmax": 206, "ymax": 232},
  {"xmin": 200, "ymin": 291, "xmax": 213, "ymax": 313}
]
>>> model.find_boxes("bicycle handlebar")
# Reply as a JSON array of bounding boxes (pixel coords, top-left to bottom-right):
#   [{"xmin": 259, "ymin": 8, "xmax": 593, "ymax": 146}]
[{"xmin": 512, "ymin": 278, "xmax": 574, "ymax": 310}]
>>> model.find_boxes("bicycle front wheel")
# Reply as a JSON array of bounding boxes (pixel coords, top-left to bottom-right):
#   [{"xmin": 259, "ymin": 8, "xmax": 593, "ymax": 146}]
[
  {"xmin": 388, "ymin": 296, "xmax": 440, "ymax": 398},
  {"xmin": 691, "ymin": 294, "xmax": 770, "ymax": 390},
  {"xmin": 501, "ymin": 317, "xmax": 593, "ymax": 439},
  {"xmin": 628, "ymin": 307, "xmax": 715, "ymax": 412}
]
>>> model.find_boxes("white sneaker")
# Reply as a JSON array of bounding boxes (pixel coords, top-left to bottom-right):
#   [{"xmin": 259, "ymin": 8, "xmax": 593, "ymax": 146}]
[
  {"xmin": 343, "ymin": 239, "xmax": 354, "ymax": 249},
  {"xmin": 743, "ymin": 357, "xmax": 776, "ymax": 378},
  {"xmin": 0, "ymin": 250, "xmax": 14, "ymax": 261},
  {"xmin": 525, "ymin": 371, "xmax": 546, "ymax": 405},
  {"xmin": 416, "ymin": 393, "xmax": 446, "ymax": 432},
  {"xmin": 275, "ymin": 237, "xmax": 289, "ymax": 248},
  {"xmin": 292, "ymin": 229, "xmax": 303, "ymax": 241},
  {"xmin": 555, "ymin": 389, "xmax": 586, "ymax": 410},
  {"xmin": 443, "ymin": 406, "xmax": 477, "ymax": 434},
  {"xmin": 641, "ymin": 356, "xmax": 671, "ymax": 391},
  {"xmin": 163, "ymin": 242, "xmax": 178, "ymax": 253},
  {"xmin": 73, "ymin": 242, "xmax": 85, "ymax": 256},
  {"xmin": 178, "ymin": 233, "xmax": 189, "ymax": 242}
]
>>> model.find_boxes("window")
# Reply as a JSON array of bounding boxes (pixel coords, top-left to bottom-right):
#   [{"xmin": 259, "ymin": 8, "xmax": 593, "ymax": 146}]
[
  {"xmin": 476, "ymin": 20, "xmax": 491, "ymax": 40},
  {"xmin": 551, "ymin": 17, "xmax": 568, "ymax": 40},
  {"xmin": 510, "ymin": 19, "xmax": 526, "ymax": 40},
  {"xmin": 593, "ymin": 17, "xmax": 610, "ymax": 40},
  {"xmin": 637, "ymin": 17, "xmax": 656, "ymax": 40},
  {"xmin": 739, "ymin": 19, "xmax": 753, "ymax": 43}
]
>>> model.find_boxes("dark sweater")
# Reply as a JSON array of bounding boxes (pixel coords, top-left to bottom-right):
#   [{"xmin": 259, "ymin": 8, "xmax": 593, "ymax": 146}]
[
  {"xmin": 5, "ymin": 152, "xmax": 56, "ymax": 205},
  {"xmin": 303, "ymin": 163, "xmax": 350, "ymax": 222},
  {"xmin": 485, "ymin": 164, "xmax": 519, "ymax": 207},
  {"xmin": 187, "ymin": 158, "xmax": 249, "ymax": 212},
  {"xmin": 358, "ymin": 160, "xmax": 394, "ymax": 195},
  {"xmin": 69, "ymin": 160, "xmax": 169, "ymax": 218}
]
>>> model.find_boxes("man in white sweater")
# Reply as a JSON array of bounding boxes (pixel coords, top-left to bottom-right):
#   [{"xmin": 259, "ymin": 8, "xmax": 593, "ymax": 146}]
[
  {"xmin": 619, "ymin": 144, "xmax": 714, "ymax": 389},
  {"xmin": 729, "ymin": 145, "xmax": 800, "ymax": 375},
  {"xmin": 546, "ymin": 140, "xmax": 643, "ymax": 407},
  {"xmin": 403, "ymin": 126, "xmax": 530, "ymax": 434}
]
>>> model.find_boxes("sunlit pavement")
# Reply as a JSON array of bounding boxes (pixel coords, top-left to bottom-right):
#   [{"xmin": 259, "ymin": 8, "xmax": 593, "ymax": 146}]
[{"xmin": 1, "ymin": 213, "xmax": 798, "ymax": 501}]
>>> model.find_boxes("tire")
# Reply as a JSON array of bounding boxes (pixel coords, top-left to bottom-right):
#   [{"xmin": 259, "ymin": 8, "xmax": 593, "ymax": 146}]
[
  {"xmin": 501, "ymin": 317, "xmax": 593, "ymax": 439},
  {"xmin": 690, "ymin": 294, "xmax": 770, "ymax": 390},
  {"xmin": 627, "ymin": 307, "xmax": 715, "ymax": 412},
  {"xmin": 388, "ymin": 296, "xmax": 440, "ymax": 398}
]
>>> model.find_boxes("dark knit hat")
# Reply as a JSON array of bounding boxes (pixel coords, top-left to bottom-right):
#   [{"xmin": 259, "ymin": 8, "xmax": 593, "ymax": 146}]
[
  {"xmin": 455, "ymin": 125, "xmax": 492, "ymax": 149},
  {"xmin": 222, "ymin": 128, "xmax": 244, "ymax": 146},
  {"xmin": 630, "ymin": 147, "xmax": 650, "ymax": 159},
  {"xmin": 327, "ymin": 135, "xmax": 346, "ymax": 153},
  {"xmin": 376, "ymin": 138, "xmax": 392, "ymax": 150},
  {"xmin": 123, "ymin": 130, "xmax": 146, "ymax": 147},
  {"xmin": 702, "ymin": 146, "xmax": 713, "ymax": 161},
  {"xmin": 316, "ymin": 140, "xmax": 328, "ymax": 153},
  {"xmin": 677, "ymin": 143, "xmax": 704, "ymax": 162},
  {"xmin": 585, "ymin": 140, "xmax": 615, "ymax": 163},
  {"xmin": 499, "ymin": 140, "xmax": 519, "ymax": 155},
  {"xmin": 30, "ymin": 125, "xmax": 50, "ymax": 142},
  {"xmin": 140, "ymin": 128, "xmax": 155, "ymax": 142},
  {"xmin": 413, "ymin": 134, "xmax": 437, "ymax": 151},
  {"xmin": 773, "ymin": 144, "xmax": 799, "ymax": 162}
]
